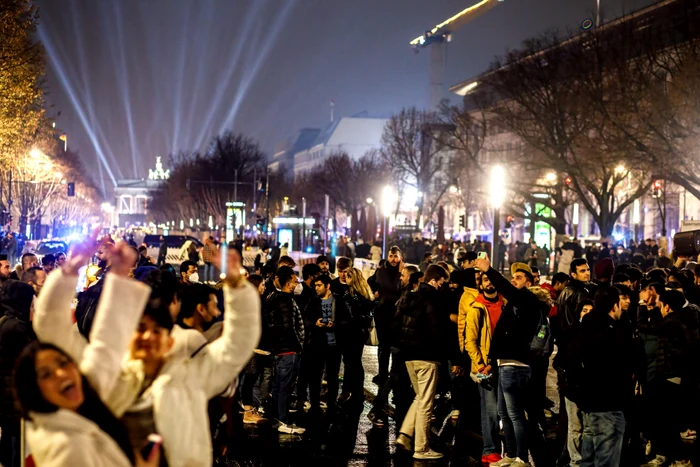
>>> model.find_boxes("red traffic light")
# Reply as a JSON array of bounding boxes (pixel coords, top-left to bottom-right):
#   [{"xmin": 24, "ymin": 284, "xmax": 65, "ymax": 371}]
[
  {"xmin": 564, "ymin": 176, "xmax": 572, "ymax": 185},
  {"xmin": 653, "ymin": 180, "xmax": 661, "ymax": 189}
]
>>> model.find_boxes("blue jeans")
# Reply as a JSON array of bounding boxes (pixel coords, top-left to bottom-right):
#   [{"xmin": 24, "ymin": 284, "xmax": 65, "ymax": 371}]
[
  {"xmin": 479, "ymin": 369, "xmax": 500, "ymax": 456},
  {"xmin": 272, "ymin": 354, "xmax": 300, "ymax": 424},
  {"xmin": 204, "ymin": 263, "xmax": 214, "ymax": 282},
  {"xmin": 498, "ymin": 365, "xmax": 531, "ymax": 460},
  {"xmin": 580, "ymin": 411, "xmax": 625, "ymax": 467}
]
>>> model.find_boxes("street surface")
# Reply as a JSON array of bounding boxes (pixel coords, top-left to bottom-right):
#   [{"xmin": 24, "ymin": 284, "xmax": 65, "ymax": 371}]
[{"xmin": 219, "ymin": 346, "xmax": 551, "ymax": 466}]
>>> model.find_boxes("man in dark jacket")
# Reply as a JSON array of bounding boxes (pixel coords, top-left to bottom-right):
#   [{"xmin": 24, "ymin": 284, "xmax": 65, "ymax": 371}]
[
  {"xmin": 8, "ymin": 253, "xmax": 38, "ymax": 281},
  {"xmin": 266, "ymin": 266, "xmax": 305, "ymax": 434},
  {"xmin": 295, "ymin": 263, "xmax": 320, "ymax": 314},
  {"xmin": 303, "ymin": 275, "xmax": 350, "ymax": 410},
  {"xmin": 568, "ymin": 287, "xmax": 633, "ymax": 467},
  {"xmin": 330, "ymin": 256, "xmax": 351, "ymax": 296},
  {"xmin": 394, "ymin": 265, "xmax": 450, "ymax": 460},
  {"xmin": 372, "ymin": 245, "xmax": 403, "ymax": 384},
  {"xmin": 0, "ymin": 255, "xmax": 11, "ymax": 282},
  {"xmin": 157, "ymin": 236, "xmax": 168, "ymax": 266},
  {"xmin": 557, "ymin": 258, "xmax": 593, "ymax": 336},
  {"xmin": 643, "ymin": 290, "xmax": 699, "ymax": 466},
  {"xmin": 0, "ymin": 280, "xmax": 36, "ymax": 467},
  {"xmin": 475, "ymin": 255, "xmax": 549, "ymax": 467}
]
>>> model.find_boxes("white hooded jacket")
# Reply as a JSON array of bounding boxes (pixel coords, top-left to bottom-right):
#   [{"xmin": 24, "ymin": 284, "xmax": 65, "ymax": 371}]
[
  {"xmin": 34, "ymin": 270, "xmax": 261, "ymax": 467},
  {"xmin": 30, "ymin": 270, "xmax": 151, "ymax": 467}
]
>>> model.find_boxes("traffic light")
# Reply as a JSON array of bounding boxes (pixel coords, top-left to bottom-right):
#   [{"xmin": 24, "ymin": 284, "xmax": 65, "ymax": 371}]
[
  {"xmin": 564, "ymin": 176, "xmax": 572, "ymax": 186},
  {"xmin": 652, "ymin": 180, "xmax": 662, "ymax": 198},
  {"xmin": 459, "ymin": 214, "xmax": 466, "ymax": 228},
  {"xmin": 505, "ymin": 215, "xmax": 514, "ymax": 228},
  {"xmin": 67, "ymin": 182, "xmax": 75, "ymax": 197}
]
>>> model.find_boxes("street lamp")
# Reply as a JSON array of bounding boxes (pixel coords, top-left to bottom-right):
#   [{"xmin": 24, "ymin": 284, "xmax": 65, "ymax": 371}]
[
  {"xmin": 449, "ymin": 184, "xmax": 458, "ymax": 194},
  {"xmin": 382, "ymin": 185, "xmax": 393, "ymax": 258},
  {"xmin": 545, "ymin": 172, "xmax": 557, "ymax": 182},
  {"xmin": 572, "ymin": 203, "xmax": 580, "ymax": 239},
  {"xmin": 490, "ymin": 165, "xmax": 505, "ymax": 247},
  {"xmin": 615, "ymin": 164, "xmax": 626, "ymax": 175},
  {"xmin": 633, "ymin": 199, "xmax": 640, "ymax": 243},
  {"xmin": 366, "ymin": 197, "xmax": 373, "ymax": 204}
]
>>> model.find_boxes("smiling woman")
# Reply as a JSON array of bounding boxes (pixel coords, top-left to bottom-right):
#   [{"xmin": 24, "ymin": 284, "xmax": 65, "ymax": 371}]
[{"xmin": 14, "ymin": 342, "xmax": 136, "ymax": 466}]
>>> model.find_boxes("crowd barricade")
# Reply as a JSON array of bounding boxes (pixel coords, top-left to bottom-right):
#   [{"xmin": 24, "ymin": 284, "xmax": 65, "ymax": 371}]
[
  {"xmin": 289, "ymin": 252, "xmax": 318, "ymax": 269},
  {"xmin": 354, "ymin": 258, "xmax": 379, "ymax": 280}
]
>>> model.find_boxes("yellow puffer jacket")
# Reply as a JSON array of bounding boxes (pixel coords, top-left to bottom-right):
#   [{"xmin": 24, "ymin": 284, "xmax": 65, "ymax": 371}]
[
  {"xmin": 459, "ymin": 290, "xmax": 507, "ymax": 373},
  {"xmin": 457, "ymin": 287, "xmax": 478, "ymax": 354}
]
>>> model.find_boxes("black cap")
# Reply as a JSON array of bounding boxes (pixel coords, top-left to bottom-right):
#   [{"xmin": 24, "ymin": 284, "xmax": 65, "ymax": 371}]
[
  {"xmin": 0, "ymin": 254, "xmax": 6, "ymax": 262},
  {"xmin": 316, "ymin": 255, "xmax": 330, "ymax": 264}
]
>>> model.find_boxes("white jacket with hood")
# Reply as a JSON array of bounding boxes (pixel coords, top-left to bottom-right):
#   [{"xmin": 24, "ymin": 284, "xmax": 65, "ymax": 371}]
[
  {"xmin": 30, "ymin": 270, "xmax": 151, "ymax": 467},
  {"xmin": 34, "ymin": 270, "xmax": 261, "ymax": 467}
]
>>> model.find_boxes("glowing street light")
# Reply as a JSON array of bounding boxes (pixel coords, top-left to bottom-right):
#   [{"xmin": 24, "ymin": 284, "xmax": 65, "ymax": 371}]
[
  {"xmin": 29, "ymin": 148, "xmax": 43, "ymax": 159},
  {"xmin": 381, "ymin": 185, "xmax": 394, "ymax": 257},
  {"xmin": 545, "ymin": 172, "xmax": 557, "ymax": 182},
  {"xmin": 490, "ymin": 165, "xmax": 506, "ymax": 244},
  {"xmin": 449, "ymin": 184, "xmax": 458, "ymax": 194},
  {"xmin": 633, "ymin": 199, "xmax": 640, "ymax": 243},
  {"xmin": 366, "ymin": 197, "xmax": 373, "ymax": 204},
  {"xmin": 615, "ymin": 164, "xmax": 626, "ymax": 175}
]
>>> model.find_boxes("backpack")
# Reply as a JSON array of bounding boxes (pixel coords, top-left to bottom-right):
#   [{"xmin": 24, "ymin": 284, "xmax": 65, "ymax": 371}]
[{"xmin": 530, "ymin": 311, "xmax": 554, "ymax": 358}]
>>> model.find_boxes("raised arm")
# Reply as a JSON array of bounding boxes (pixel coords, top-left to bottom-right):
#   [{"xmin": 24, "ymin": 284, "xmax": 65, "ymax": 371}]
[
  {"xmin": 80, "ymin": 271, "xmax": 150, "ymax": 399},
  {"xmin": 194, "ymin": 250, "xmax": 262, "ymax": 397},
  {"xmin": 33, "ymin": 269, "xmax": 87, "ymax": 364}
]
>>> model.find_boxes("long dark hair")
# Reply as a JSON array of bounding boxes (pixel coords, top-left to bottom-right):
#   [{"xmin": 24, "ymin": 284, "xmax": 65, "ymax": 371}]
[{"xmin": 13, "ymin": 342, "xmax": 136, "ymax": 465}]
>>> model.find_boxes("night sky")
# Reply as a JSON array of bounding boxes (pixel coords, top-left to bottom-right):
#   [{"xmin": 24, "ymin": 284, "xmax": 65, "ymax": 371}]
[{"xmin": 36, "ymin": 0, "xmax": 655, "ymax": 195}]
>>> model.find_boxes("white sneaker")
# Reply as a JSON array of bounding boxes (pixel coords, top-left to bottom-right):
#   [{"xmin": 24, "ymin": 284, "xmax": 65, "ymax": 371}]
[
  {"xmin": 490, "ymin": 456, "xmax": 516, "ymax": 467},
  {"xmin": 511, "ymin": 458, "xmax": 531, "ymax": 467},
  {"xmin": 643, "ymin": 455, "xmax": 667, "ymax": 466},
  {"xmin": 413, "ymin": 449, "xmax": 444, "ymax": 460},
  {"xmin": 278, "ymin": 423, "xmax": 306, "ymax": 434}
]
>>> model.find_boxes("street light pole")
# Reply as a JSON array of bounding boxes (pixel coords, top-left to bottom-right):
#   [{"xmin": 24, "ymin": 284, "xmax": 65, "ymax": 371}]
[
  {"xmin": 382, "ymin": 186, "xmax": 393, "ymax": 258},
  {"xmin": 490, "ymin": 166, "xmax": 505, "ymax": 257}
]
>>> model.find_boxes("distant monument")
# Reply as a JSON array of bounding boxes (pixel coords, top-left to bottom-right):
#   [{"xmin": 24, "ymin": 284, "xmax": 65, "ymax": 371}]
[{"xmin": 148, "ymin": 157, "xmax": 170, "ymax": 181}]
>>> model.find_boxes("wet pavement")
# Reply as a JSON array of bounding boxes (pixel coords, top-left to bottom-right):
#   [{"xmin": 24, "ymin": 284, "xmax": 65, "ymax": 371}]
[{"xmin": 219, "ymin": 347, "xmax": 493, "ymax": 466}]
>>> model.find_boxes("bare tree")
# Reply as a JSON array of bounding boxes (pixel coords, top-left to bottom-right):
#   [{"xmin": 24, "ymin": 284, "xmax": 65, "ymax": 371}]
[
  {"xmin": 381, "ymin": 108, "xmax": 453, "ymax": 223},
  {"xmin": 479, "ymin": 26, "xmax": 653, "ymax": 238},
  {"xmin": 295, "ymin": 152, "xmax": 385, "ymax": 238}
]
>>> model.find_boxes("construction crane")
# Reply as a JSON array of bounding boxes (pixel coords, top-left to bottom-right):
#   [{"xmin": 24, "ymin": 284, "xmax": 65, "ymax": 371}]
[{"xmin": 411, "ymin": 0, "xmax": 504, "ymax": 110}]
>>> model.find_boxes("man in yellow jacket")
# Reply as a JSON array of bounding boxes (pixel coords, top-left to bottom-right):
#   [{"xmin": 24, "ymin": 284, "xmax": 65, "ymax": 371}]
[{"xmin": 459, "ymin": 271, "xmax": 507, "ymax": 465}]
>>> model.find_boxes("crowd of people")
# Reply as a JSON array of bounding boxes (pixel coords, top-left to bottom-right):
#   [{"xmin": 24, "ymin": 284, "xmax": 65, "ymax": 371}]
[
  {"xmin": 0, "ymin": 231, "xmax": 697, "ymax": 466},
  {"xmin": 0, "ymin": 233, "xmax": 260, "ymax": 467}
]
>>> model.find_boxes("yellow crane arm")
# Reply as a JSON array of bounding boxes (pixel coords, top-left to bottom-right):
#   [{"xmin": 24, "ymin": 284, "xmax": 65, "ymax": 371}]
[{"xmin": 410, "ymin": 0, "xmax": 503, "ymax": 46}]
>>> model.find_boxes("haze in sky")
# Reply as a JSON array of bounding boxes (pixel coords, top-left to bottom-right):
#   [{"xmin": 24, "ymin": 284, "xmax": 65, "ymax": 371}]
[{"xmin": 36, "ymin": 0, "xmax": 656, "ymax": 193}]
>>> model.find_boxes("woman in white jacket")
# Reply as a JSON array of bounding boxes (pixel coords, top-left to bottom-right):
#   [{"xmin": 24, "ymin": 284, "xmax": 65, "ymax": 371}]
[
  {"xmin": 16, "ymin": 240, "xmax": 159, "ymax": 467},
  {"xmin": 33, "ymin": 247, "xmax": 261, "ymax": 467}
]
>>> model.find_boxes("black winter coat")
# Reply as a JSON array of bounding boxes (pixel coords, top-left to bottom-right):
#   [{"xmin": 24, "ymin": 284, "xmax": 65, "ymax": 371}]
[
  {"xmin": 75, "ymin": 277, "xmax": 106, "ymax": 340},
  {"xmin": 0, "ymin": 281, "xmax": 36, "ymax": 426},
  {"xmin": 373, "ymin": 265, "xmax": 401, "ymax": 323},
  {"xmin": 394, "ymin": 283, "xmax": 445, "ymax": 362},
  {"xmin": 266, "ymin": 291, "xmax": 304, "ymax": 355},
  {"xmin": 568, "ymin": 313, "xmax": 634, "ymax": 412},
  {"xmin": 303, "ymin": 294, "xmax": 351, "ymax": 349},
  {"xmin": 484, "ymin": 268, "xmax": 548, "ymax": 366},
  {"xmin": 557, "ymin": 280, "xmax": 593, "ymax": 337}
]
